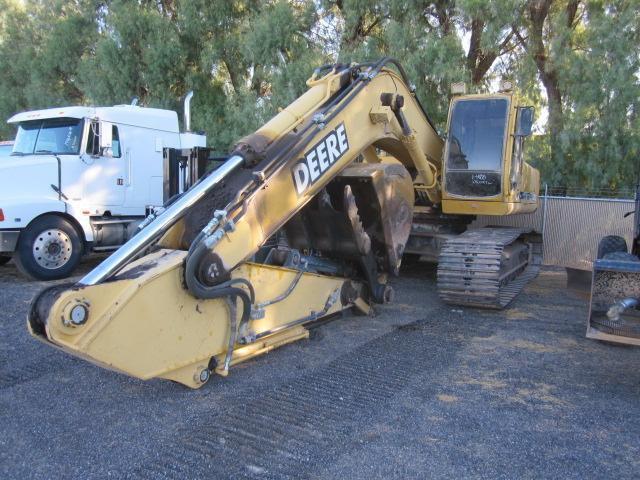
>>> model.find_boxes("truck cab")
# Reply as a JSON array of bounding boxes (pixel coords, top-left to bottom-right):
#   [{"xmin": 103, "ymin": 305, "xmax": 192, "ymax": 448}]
[{"xmin": 0, "ymin": 103, "xmax": 206, "ymax": 279}]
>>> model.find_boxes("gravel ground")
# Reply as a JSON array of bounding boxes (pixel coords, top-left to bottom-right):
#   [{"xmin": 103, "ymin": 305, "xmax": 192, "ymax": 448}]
[{"xmin": 0, "ymin": 258, "xmax": 638, "ymax": 479}]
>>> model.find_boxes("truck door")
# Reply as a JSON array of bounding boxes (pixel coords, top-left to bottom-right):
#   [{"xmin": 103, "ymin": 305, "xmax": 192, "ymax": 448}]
[{"xmin": 82, "ymin": 121, "xmax": 126, "ymax": 208}]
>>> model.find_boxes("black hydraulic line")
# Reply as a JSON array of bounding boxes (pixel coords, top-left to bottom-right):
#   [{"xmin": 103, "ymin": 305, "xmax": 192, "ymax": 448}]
[
  {"xmin": 375, "ymin": 58, "xmax": 439, "ymax": 133},
  {"xmin": 222, "ymin": 297, "xmax": 237, "ymax": 373},
  {"xmin": 184, "ymin": 241, "xmax": 252, "ymax": 321},
  {"xmin": 214, "ymin": 277, "xmax": 255, "ymax": 304},
  {"xmin": 184, "ymin": 241, "xmax": 253, "ymax": 374}
]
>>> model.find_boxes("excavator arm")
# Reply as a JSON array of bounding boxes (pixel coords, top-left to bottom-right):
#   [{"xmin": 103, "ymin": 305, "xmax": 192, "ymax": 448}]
[{"xmin": 28, "ymin": 59, "xmax": 445, "ymax": 388}]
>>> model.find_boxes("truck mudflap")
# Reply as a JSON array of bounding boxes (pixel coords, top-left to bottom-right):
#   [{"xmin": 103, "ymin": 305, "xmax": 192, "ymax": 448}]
[
  {"xmin": 587, "ymin": 258, "xmax": 640, "ymax": 345},
  {"xmin": 0, "ymin": 230, "xmax": 20, "ymax": 252}
]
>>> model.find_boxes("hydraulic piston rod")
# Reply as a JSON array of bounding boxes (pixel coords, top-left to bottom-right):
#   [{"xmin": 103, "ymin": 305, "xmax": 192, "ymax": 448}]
[{"xmin": 79, "ymin": 154, "xmax": 245, "ymax": 286}]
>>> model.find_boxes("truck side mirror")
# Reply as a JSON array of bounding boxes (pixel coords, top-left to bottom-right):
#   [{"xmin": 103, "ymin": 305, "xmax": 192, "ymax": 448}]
[
  {"xmin": 515, "ymin": 107, "xmax": 534, "ymax": 137},
  {"xmin": 100, "ymin": 121, "xmax": 113, "ymax": 155}
]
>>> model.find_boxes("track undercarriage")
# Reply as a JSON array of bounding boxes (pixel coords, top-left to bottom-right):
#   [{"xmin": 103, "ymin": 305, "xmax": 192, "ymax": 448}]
[
  {"xmin": 437, "ymin": 227, "xmax": 542, "ymax": 309},
  {"xmin": 405, "ymin": 207, "xmax": 542, "ymax": 309}
]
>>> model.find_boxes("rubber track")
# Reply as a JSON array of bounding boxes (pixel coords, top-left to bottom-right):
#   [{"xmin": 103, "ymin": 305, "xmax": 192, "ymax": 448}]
[
  {"xmin": 130, "ymin": 319, "xmax": 458, "ymax": 479},
  {"xmin": 437, "ymin": 228, "xmax": 542, "ymax": 309}
]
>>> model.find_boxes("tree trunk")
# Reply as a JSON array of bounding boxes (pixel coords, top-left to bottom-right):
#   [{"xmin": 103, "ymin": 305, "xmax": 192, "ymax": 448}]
[
  {"xmin": 466, "ymin": 19, "xmax": 500, "ymax": 85},
  {"xmin": 526, "ymin": 0, "xmax": 565, "ymax": 178}
]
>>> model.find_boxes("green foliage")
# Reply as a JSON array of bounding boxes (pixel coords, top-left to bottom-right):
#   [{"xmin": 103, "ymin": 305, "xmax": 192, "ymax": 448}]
[{"xmin": 0, "ymin": 0, "xmax": 638, "ymax": 190}]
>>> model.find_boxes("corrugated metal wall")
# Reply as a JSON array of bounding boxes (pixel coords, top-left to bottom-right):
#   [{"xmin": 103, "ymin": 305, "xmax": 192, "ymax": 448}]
[{"xmin": 472, "ymin": 196, "xmax": 635, "ymax": 270}]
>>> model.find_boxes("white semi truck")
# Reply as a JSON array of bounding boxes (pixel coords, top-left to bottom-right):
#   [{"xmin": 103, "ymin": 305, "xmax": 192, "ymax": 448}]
[{"xmin": 0, "ymin": 95, "xmax": 208, "ymax": 280}]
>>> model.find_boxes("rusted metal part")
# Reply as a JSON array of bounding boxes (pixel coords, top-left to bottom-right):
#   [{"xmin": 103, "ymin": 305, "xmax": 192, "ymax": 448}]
[
  {"xmin": 344, "ymin": 185, "xmax": 372, "ymax": 255},
  {"xmin": 338, "ymin": 162, "xmax": 414, "ymax": 275},
  {"xmin": 231, "ymin": 133, "xmax": 272, "ymax": 168},
  {"xmin": 282, "ymin": 162, "xmax": 413, "ymax": 302}
]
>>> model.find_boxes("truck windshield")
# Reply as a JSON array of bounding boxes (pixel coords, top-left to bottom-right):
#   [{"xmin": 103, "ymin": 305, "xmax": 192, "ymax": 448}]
[
  {"xmin": 445, "ymin": 98, "xmax": 509, "ymax": 197},
  {"xmin": 12, "ymin": 118, "xmax": 83, "ymax": 155}
]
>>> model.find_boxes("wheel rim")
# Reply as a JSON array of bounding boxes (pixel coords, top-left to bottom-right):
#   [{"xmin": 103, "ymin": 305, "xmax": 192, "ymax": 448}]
[{"xmin": 32, "ymin": 228, "xmax": 73, "ymax": 270}]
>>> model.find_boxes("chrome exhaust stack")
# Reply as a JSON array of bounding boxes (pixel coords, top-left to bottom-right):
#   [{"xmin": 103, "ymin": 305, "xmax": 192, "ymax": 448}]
[{"xmin": 184, "ymin": 91, "xmax": 194, "ymax": 132}]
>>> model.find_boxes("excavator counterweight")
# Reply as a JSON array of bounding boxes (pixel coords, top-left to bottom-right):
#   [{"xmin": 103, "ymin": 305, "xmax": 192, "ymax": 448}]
[{"xmin": 29, "ymin": 59, "xmax": 540, "ymax": 387}]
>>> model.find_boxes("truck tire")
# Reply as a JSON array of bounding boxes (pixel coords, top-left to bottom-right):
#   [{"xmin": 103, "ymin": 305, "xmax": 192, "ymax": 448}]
[
  {"xmin": 0, "ymin": 255, "xmax": 10, "ymax": 266},
  {"xmin": 597, "ymin": 235, "xmax": 627, "ymax": 259},
  {"xmin": 14, "ymin": 215, "xmax": 83, "ymax": 280}
]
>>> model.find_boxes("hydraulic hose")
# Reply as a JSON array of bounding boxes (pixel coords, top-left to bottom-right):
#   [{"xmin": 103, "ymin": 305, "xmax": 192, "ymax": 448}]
[
  {"xmin": 185, "ymin": 241, "xmax": 252, "ymax": 313},
  {"xmin": 184, "ymin": 240, "xmax": 254, "ymax": 373}
]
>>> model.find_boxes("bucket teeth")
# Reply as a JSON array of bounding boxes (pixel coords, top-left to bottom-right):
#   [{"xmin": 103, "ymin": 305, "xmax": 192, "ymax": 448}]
[{"xmin": 344, "ymin": 184, "xmax": 371, "ymax": 255}]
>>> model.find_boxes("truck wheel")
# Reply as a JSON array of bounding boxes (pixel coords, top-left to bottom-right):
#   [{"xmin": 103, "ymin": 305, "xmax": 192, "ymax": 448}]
[
  {"xmin": 597, "ymin": 235, "xmax": 627, "ymax": 259},
  {"xmin": 0, "ymin": 255, "xmax": 10, "ymax": 266},
  {"xmin": 14, "ymin": 216, "xmax": 83, "ymax": 280}
]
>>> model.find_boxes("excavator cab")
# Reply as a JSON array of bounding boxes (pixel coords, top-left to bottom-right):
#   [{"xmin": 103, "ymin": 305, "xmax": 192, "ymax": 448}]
[{"xmin": 441, "ymin": 91, "xmax": 539, "ymax": 217}]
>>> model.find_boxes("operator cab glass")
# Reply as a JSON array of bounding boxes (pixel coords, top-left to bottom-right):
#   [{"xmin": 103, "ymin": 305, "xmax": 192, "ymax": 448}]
[
  {"xmin": 445, "ymin": 98, "xmax": 509, "ymax": 197},
  {"xmin": 12, "ymin": 118, "xmax": 83, "ymax": 155}
]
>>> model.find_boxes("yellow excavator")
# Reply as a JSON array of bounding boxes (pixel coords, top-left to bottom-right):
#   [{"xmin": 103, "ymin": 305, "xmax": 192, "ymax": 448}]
[{"xmin": 28, "ymin": 59, "xmax": 539, "ymax": 388}]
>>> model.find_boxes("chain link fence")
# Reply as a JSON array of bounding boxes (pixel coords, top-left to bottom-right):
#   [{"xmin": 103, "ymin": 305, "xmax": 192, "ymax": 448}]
[{"xmin": 472, "ymin": 185, "xmax": 636, "ymax": 271}]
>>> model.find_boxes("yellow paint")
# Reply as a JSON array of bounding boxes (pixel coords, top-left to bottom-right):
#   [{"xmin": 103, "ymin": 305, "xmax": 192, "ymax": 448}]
[{"xmin": 32, "ymin": 249, "xmax": 359, "ymax": 388}]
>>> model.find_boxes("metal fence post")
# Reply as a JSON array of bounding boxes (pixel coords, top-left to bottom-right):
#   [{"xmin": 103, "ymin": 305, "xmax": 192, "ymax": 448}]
[{"xmin": 542, "ymin": 183, "xmax": 548, "ymax": 239}]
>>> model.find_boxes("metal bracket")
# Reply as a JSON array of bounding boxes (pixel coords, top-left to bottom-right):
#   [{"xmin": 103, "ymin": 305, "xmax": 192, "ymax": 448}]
[
  {"xmin": 312, "ymin": 113, "xmax": 326, "ymax": 129},
  {"xmin": 203, "ymin": 210, "xmax": 234, "ymax": 248},
  {"xmin": 137, "ymin": 206, "xmax": 166, "ymax": 232}
]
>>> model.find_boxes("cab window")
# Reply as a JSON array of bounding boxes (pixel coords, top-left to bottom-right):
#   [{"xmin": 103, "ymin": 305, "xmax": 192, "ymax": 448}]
[
  {"xmin": 445, "ymin": 98, "xmax": 509, "ymax": 197},
  {"xmin": 86, "ymin": 123, "xmax": 121, "ymax": 157},
  {"xmin": 13, "ymin": 118, "xmax": 83, "ymax": 155},
  {"xmin": 111, "ymin": 126, "xmax": 121, "ymax": 158}
]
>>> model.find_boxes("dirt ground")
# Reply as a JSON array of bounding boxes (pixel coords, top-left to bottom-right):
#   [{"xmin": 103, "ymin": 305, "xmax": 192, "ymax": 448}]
[{"xmin": 0, "ymin": 258, "xmax": 638, "ymax": 479}]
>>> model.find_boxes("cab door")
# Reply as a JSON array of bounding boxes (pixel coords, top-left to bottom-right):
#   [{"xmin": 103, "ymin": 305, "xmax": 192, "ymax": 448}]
[{"xmin": 82, "ymin": 121, "xmax": 126, "ymax": 208}]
